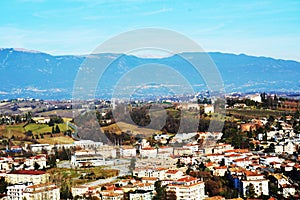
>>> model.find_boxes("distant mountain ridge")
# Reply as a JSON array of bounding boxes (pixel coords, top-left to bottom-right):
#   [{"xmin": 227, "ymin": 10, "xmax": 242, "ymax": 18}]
[{"xmin": 0, "ymin": 48, "xmax": 299, "ymax": 99}]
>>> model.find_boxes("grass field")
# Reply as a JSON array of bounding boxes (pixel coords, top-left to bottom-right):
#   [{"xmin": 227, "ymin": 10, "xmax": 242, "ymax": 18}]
[
  {"xmin": 0, "ymin": 124, "xmax": 26, "ymax": 138},
  {"xmin": 25, "ymin": 123, "xmax": 69, "ymax": 134},
  {"xmin": 0, "ymin": 122, "xmax": 75, "ymax": 145}
]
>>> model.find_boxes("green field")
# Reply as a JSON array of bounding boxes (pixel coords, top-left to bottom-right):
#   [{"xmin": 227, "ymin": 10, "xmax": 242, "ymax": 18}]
[
  {"xmin": 25, "ymin": 123, "xmax": 69, "ymax": 134},
  {"xmin": 0, "ymin": 123, "xmax": 75, "ymax": 145}
]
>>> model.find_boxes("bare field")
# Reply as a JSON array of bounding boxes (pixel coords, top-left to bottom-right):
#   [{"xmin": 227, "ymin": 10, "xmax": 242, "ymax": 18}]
[
  {"xmin": 37, "ymin": 109, "xmax": 74, "ymax": 118},
  {"xmin": 38, "ymin": 135, "xmax": 74, "ymax": 144},
  {"xmin": 101, "ymin": 121, "xmax": 160, "ymax": 136}
]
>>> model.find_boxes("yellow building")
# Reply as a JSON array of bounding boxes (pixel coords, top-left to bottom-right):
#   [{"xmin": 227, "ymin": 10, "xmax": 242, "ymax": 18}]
[{"xmin": 6, "ymin": 170, "xmax": 50, "ymax": 185}]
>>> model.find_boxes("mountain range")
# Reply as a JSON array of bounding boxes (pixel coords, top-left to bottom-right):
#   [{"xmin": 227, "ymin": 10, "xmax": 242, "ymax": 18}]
[{"xmin": 0, "ymin": 48, "xmax": 299, "ymax": 100}]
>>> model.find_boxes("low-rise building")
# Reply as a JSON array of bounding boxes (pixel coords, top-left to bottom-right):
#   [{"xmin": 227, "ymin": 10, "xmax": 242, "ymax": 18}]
[
  {"xmin": 120, "ymin": 146, "xmax": 136, "ymax": 158},
  {"xmin": 23, "ymin": 183, "xmax": 60, "ymax": 200},
  {"xmin": 6, "ymin": 170, "xmax": 50, "ymax": 185},
  {"xmin": 7, "ymin": 183, "xmax": 28, "ymax": 200},
  {"xmin": 140, "ymin": 147, "xmax": 157, "ymax": 158}
]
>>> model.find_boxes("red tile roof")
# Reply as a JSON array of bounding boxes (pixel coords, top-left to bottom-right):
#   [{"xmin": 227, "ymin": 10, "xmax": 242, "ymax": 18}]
[{"xmin": 8, "ymin": 170, "xmax": 46, "ymax": 175}]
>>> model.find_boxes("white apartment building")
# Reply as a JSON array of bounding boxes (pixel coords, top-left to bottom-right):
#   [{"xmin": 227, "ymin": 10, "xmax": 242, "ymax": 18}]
[
  {"xmin": 7, "ymin": 183, "xmax": 59, "ymax": 200},
  {"xmin": 166, "ymin": 176, "xmax": 205, "ymax": 200},
  {"xmin": 7, "ymin": 184, "xmax": 28, "ymax": 200},
  {"xmin": 241, "ymin": 171, "xmax": 269, "ymax": 197}
]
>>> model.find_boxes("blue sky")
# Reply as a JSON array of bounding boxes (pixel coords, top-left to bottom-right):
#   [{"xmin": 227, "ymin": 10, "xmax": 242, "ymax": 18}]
[{"xmin": 0, "ymin": 0, "xmax": 299, "ymax": 61}]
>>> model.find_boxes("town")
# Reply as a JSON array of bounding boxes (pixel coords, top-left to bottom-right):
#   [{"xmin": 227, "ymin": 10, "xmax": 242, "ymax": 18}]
[{"xmin": 0, "ymin": 93, "xmax": 300, "ymax": 200}]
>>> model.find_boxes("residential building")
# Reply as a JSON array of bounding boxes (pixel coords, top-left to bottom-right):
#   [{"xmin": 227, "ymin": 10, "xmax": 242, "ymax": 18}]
[
  {"xmin": 7, "ymin": 183, "xmax": 28, "ymax": 200},
  {"xmin": 6, "ymin": 170, "xmax": 50, "ymax": 185},
  {"xmin": 140, "ymin": 147, "xmax": 157, "ymax": 158},
  {"xmin": 23, "ymin": 183, "xmax": 60, "ymax": 200},
  {"xmin": 166, "ymin": 176, "xmax": 205, "ymax": 200},
  {"xmin": 241, "ymin": 171, "xmax": 269, "ymax": 197},
  {"xmin": 129, "ymin": 190, "xmax": 153, "ymax": 200},
  {"xmin": 120, "ymin": 146, "xmax": 136, "ymax": 158}
]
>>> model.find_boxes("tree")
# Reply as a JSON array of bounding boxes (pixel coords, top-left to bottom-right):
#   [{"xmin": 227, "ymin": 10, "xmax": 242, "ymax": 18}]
[
  {"xmin": 60, "ymin": 181, "xmax": 72, "ymax": 200},
  {"xmin": 205, "ymin": 179, "xmax": 220, "ymax": 196},
  {"xmin": 129, "ymin": 157, "xmax": 136, "ymax": 175},
  {"xmin": 0, "ymin": 177, "xmax": 8, "ymax": 194},
  {"xmin": 154, "ymin": 181, "xmax": 166, "ymax": 200},
  {"xmin": 47, "ymin": 155, "xmax": 57, "ymax": 168},
  {"xmin": 245, "ymin": 183, "xmax": 256, "ymax": 198},
  {"xmin": 166, "ymin": 190, "xmax": 177, "ymax": 200},
  {"xmin": 34, "ymin": 162, "xmax": 40, "ymax": 170},
  {"xmin": 55, "ymin": 125, "xmax": 60, "ymax": 133}
]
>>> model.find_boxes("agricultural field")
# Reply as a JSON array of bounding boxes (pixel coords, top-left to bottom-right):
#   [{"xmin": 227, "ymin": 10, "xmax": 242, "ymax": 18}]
[
  {"xmin": 37, "ymin": 135, "xmax": 74, "ymax": 144},
  {"xmin": 0, "ymin": 124, "xmax": 26, "ymax": 138},
  {"xmin": 101, "ymin": 121, "xmax": 161, "ymax": 136},
  {"xmin": 0, "ymin": 122, "xmax": 75, "ymax": 145},
  {"xmin": 37, "ymin": 109, "xmax": 74, "ymax": 118},
  {"xmin": 25, "ymin": 123, "xmax": 69, "ymax": 134},
  {"xmin": 227, "ymin": 108, "xmax": 290, "ymax": 118}
]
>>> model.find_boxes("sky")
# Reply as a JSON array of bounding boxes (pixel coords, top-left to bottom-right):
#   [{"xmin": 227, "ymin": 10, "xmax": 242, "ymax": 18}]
[{"xmin": 0, "ymin": 0, "xmax": 299, "ymax": 61}]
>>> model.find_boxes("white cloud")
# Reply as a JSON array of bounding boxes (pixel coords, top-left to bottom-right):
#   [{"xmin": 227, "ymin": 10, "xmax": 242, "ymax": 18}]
[{"xmin": 141, "ymin": 8, "xmax": 172, "ymax": 16}]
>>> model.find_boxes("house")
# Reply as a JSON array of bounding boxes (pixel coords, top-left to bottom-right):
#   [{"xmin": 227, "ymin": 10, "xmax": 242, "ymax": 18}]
[
  {"xmin": 129, "ymin": 190, "xmax": 153, "ymax": 200},
  {"xmin": 0, "ymin": 157, "xmax": 11, "ymax": 171},
  {"xmin": 248, "ymin": 94, "xmax": 262, "ymax": 103},
  {"xmin": 260, "ymin": 156, "xmax": 283, "ymax": 166},
  {"xmin": 213, "ymin": 166, "xmax": 227, "ymax": 177},
  {"xmin": 212, "ymin": 143, "xmax": 234, "ymax": 154},
  {"xmin": 133, "ymin": 167, "xmax": 166, "ymax": 180},
  {"xmin": 165, "ymin": 169, "xmax": 184, "ymax": 180},
  {"xmin": 140, "ymin": 147, "xmax": 157, "ymax": 158},
  {"xmin": 101, "ymin": 191, "xmax": 124, "ymax": 200},
  {"xmin": 25, "ymin": 154, "xmax": 47, "ymax": 169},
  {"xmin": 204, "ymin": 104, "xmax": 214, "ymax": 114},
  {"xmin": 120, "ymin": 146, "xmax": 136, "ymax": 158},
  {"xmin": 71, "ymin": 185, "xmax": 90, "ymax": 197},
  {"xmin": 32, "ymin": 117, "xmax": 51, "ymax": 124},
  {"xmin": 182, "ymin": 144, "xmax": 199, "ymax": 154},
  {"xmin": 283, "ymin": 142, "xmax": 296, "ymax": 154},
  {"xmin": 174, "ymin": 148, "xmax": 192, "ymax": 155},
  {"xmin": 30, "ymin": 144, "xmax": 52, "ymax": 153},
  {"xmin": 232, "ymin": 158, "xmax": 251, "ymax": 168},
  {"xmin": 282, "ymin": 184, "xmax": 296, "ymax": 198}
]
